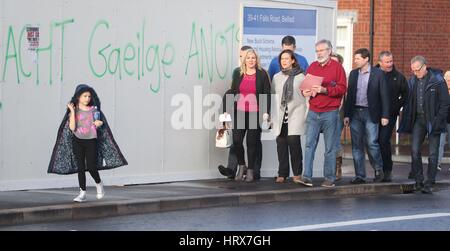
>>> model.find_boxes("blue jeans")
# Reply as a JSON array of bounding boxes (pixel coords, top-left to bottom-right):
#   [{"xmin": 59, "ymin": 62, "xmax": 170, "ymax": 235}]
[
  {"xmin": 335, "ymin": 113, "xmax": 344, "ymax": 157},
  {"xmin": 438, "ymin": 123, "xmax": 450, "ymax": 164},
  {"xmin": 350, "ymin": 108, "xmax": 383, "ymax": 179},
  {"xmin": 303, "ymin": 109, "xmax": 338, "ymax": 182}
]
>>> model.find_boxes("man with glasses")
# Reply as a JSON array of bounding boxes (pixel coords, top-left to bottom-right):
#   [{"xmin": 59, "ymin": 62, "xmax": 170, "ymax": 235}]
[
  {"xmin": 297, "ymin": 39, "xmax": 347, "ymax": 188},
  {"xmin": 398, "ymin": 56, "xmax": 449, "ymax": 194}
]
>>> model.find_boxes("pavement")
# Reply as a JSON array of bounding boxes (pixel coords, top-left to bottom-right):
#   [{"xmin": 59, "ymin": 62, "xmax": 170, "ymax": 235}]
[{"xmin": 1, "ymin": 145, "xmax": 450, "ymax": 227}]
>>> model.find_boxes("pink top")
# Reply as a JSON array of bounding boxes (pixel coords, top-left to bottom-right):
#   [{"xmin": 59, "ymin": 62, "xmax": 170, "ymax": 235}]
[
  {"xmin": 74, "ymin": 106, "xmax": 97, "ymax": 140},
  {"xmin": 237, "ymin": 74, "xmax": 259, "ymax": 112}
]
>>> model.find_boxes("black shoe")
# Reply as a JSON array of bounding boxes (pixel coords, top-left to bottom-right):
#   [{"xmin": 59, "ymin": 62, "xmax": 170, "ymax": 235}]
[
  {"xmin": 218, "ymin": 165, "xmax": 235, "ymax": 179},
  {"xmin": 415, "ymin": 182, "xmax": 424, "ymax": 191},
  {"xmin": 350, "ymin": 177, "xmax": 366, "ymax": 184},
  {"xmin": 382, "ymin": 171, "xmax": 392, "ymax": 182},
  {"xmin": 373, "ymin": 170, "xmax": 385, "ymax": 182},
  {"xmin": 421, "ymin": 185, "xmax": 433, "ymax": 194}
]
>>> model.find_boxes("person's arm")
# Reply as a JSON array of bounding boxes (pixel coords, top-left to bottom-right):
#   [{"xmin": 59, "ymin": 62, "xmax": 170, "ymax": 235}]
[
  {"xmin": 379, "ymin": 71, "xmax": 391, "ymax": 121},
  {"xmin": 437, "ymin": 80, "xmax": 450, "ymax": 127},
  {"xmin": 93, "ymin": 108, "xmax": 104, "ymax": 128},
  {"xmin": 344, "ymin": 71, "xmax": 354, "ymax": 121},
  {"xmin": 323, "ymin": 65, "xmax": 347, "ymax": 98},
  {"xmin": 263, "ymin": 70, "xmax": 272, "ymax": 117},
  {"xmin": 397, "ymin": 74, "xmax": 409, "ymax": 114},
  {"xmin": 268, "ymin": 58, "xmax": 277, "ymax": 81},
  {"xmin": 300, "ymin": 57, "xmax": 309, "ymax": 72},
  {"xmin": 67, "ymin": 103, "xmax": 76, "ymax": 132}
]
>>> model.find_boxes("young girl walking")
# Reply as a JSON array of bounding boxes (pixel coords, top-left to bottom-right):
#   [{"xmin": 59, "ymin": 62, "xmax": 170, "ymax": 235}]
[{"xmin": 48, "ymin": 84, "xmax": 127, "ymax": 202}]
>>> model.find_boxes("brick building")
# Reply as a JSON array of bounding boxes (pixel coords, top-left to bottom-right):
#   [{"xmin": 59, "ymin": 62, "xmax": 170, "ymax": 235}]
[{"xmin": 337, "ymin": 0, "xmax": 450, "ymax": 79}]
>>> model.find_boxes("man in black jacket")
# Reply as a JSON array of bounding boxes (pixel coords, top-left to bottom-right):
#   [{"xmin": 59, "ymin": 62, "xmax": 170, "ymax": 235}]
[
  {"xmin": 344, "ymin": 48, "xmax": 390, "ymax": 184},
  {"xmin": 374, "ymin": 51, "xmax": 409, "ymax": 182},
  {"xmin": 398, "ymin": 56, "xmax": 449, "ymax": 194}
]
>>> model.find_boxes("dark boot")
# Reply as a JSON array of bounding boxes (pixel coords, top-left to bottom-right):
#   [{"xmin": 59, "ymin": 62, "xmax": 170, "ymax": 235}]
[
  {"xmin": 336, "ymin": 156, "xmax": 343, "ymax": 181},
  {"xmin": 235, "ymin": 165, "xmax": 247, "ymax": 181},
  {"xmin": 245, "ymin": 169, "xmax": 254, "ymax": 182},
  {"xmin": 382, "ymin": 171, "xmax": 392, "ymax": 182}
]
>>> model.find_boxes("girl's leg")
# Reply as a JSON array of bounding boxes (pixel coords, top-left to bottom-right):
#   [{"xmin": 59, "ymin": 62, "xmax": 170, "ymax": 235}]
[
  {"xmin": 73, "ymin": 137, "xmax": 87, "ymax": 191},
  {"xmin": 85, "ymin": 139, "xmax": 101, "ymax": 184}
]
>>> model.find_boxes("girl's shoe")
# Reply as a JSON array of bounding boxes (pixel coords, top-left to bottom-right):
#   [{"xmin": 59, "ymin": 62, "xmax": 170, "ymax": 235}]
[
  {"xmin": 73, "ymin": 189, "xmax": 87, "ymax": 202},
  {"xmin": 95, "ymin": 182, "xmax": 105, "ymax": 199}
]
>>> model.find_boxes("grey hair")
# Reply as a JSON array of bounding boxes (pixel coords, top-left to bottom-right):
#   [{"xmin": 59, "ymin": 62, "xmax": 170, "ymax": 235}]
[
  {"xmin": 315, "ymin": 39, "xmax": 333, "ymax": 50},
  {"xmin": 411, "ymin": 55, "xmax": 428, "ymax": 66},
  {"xmin": 378, "ymin": 51, "xmax": 393, "ymax": 61}
]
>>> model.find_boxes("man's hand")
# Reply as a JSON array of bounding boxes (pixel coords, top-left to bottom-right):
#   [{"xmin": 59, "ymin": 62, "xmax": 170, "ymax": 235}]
[
  {"xmin": 381, "ymin": 118, "xmax": 389, "ymax": 127},
  {"xmin": 312, "ymin": 85, "xmax": 327, "ymax": 95},
  {"xmin": 302, "ymin": 89, "xmax": 313, "ymax": 97},
  {"xmin": 344, "ymin": 117, "xmax": 350, "ymax": 127}
]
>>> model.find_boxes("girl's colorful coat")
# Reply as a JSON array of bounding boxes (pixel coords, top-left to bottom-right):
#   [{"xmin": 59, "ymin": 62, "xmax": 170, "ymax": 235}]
[{"xmin": 48, "ymin": 85, "xmax": 128, "ymax": 175}]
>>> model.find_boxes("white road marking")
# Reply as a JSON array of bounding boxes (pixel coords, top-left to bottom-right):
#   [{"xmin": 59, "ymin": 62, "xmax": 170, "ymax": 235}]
[{"xmin": 265, "ymin": 213, "xmax": 450, "ymax": 231}]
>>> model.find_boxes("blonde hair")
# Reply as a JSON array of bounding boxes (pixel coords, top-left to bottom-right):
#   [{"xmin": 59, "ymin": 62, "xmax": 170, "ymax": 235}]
[
  {"xmin": 240, "ymin": 49, "xmax": 262, "ymax": 75},
  {"xmin": 444, "ymin": 71, "xmax": 450, "ymax": 81}
]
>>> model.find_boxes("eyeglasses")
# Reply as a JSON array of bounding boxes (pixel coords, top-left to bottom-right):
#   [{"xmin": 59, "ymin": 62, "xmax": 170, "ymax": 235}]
[
  {"xmin": 411, "ymin": 64, "xmax": 425, "ymax": 73},
  {"xmin": 315, "ymin": 48, "xmax": 330, "ymax": 53}
]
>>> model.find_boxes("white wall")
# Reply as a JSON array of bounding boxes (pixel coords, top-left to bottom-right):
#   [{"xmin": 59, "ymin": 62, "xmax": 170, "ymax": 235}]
[{"xmin": 0, "ymin": 0, "xmax": 337, "ymax": 191}]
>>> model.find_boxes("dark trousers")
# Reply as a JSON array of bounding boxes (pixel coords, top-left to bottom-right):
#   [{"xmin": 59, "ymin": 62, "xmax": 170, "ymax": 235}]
[
  {"xmin": 227, "ymin": 144, "xmax": 262, "ymax": 178},
  {"xmin": 379, "ymin": 116, "xmax": 397, "ymax": 173},
  {"xmin": 233, "ymin": 111, "xmax": 262, "ymax": 171},
  {"xmin": 276, "ymin": 123, "xmax": 302, "ymax": 177},
  {"xmin": 73, "ymin": 137, "xmax": 102, "ymax": 190},
  {"xmin": 411, "ymin": 115, "xmax": 440, "ymax": 186}
]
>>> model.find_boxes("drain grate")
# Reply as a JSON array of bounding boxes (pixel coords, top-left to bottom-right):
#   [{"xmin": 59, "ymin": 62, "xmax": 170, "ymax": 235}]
[{"xmin": 401, "ymin": 183, "xmax": 416, "ymax": 194}]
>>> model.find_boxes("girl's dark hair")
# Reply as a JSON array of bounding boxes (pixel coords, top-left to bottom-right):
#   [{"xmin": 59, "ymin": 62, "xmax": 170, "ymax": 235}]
[
  {"xmin": 73, "ymin": 89, "xmax": 94, "ymax": 107},
  {"xmin": 278, "ymin": 49, "xmax": 299, "ymax": 69},
  {"xmin": 68, "ymin": 85, "xmax": 101, "ymax": 113}
]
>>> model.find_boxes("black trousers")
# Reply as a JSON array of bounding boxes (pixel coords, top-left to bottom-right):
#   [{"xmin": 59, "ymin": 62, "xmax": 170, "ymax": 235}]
[
  {"xmin": 276, "ymin": 123, "xmax": 302, "ymax": 177},
  {"xmin": 233, "ymin": 111, "xmax": 262, "ymax": 170},
  {"xmin": 73, "ymin": 137, "xmax": 102, "ymax": 190},
  {"xmin": 379, "ymin": 116, "xmax": 397, "ymax": 173},
  {"xmin": 411, "ymin": 115, "xmax": 440, "ymax": 186}
]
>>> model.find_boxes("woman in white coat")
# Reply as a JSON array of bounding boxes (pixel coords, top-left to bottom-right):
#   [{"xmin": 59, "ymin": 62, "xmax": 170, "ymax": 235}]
[{"xmin": 271, "ymin": 49, "xmax": 308, "ymax": 183}]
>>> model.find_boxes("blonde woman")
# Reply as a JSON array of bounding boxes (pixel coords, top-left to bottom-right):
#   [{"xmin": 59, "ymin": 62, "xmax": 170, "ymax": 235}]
[
  {"xmin": 272, "ymin": 49, "xmax": 308, "ymax": 183},
  {"xmin": 229, "ymin": 49, "xmax": 271, "ymax": 182}
]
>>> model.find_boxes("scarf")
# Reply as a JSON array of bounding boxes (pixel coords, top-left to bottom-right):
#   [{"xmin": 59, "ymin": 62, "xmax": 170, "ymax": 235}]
[{"xmin": 281, "ymin": 66, "xmax": 303, "ymax": 107}]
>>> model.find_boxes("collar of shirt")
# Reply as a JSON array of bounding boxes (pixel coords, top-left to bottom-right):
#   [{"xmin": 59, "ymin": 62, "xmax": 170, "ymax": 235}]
[
  {"xmin": 318, "ymin": 59, "xmax": 332, "ymax": 68},
  {"xmin": 359, "ymin": 65, "xmax": 371, "ymax": 75}
]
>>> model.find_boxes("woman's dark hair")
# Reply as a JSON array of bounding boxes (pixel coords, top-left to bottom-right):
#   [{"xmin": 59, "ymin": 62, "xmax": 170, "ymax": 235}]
[{"xmin": 278, "ymin": 49, "xmax": 299, "ymax": 70}]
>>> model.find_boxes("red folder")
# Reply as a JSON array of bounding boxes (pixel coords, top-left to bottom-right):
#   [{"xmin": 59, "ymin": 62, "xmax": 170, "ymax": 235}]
[{"xmin": 300, "ymin": 74, "xmax": 324, "ymax": 91}]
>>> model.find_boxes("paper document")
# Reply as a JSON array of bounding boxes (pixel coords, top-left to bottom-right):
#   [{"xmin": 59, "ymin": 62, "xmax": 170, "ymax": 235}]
[{"xmin": 300, "ymin": 74, "xmax": 324, "ymax": 91}]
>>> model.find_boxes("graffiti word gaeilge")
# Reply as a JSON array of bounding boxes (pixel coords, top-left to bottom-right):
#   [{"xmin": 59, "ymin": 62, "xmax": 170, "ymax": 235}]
[{"xmin": 88, "ymin": 20, "xmax": 175, "ymax": 93}]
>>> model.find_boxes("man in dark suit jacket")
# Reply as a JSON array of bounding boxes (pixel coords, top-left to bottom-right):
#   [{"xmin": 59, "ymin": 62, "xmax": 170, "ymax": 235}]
[{"xmin": 344, "ymin": 48, "xmax": 390, "ymax": 184}]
